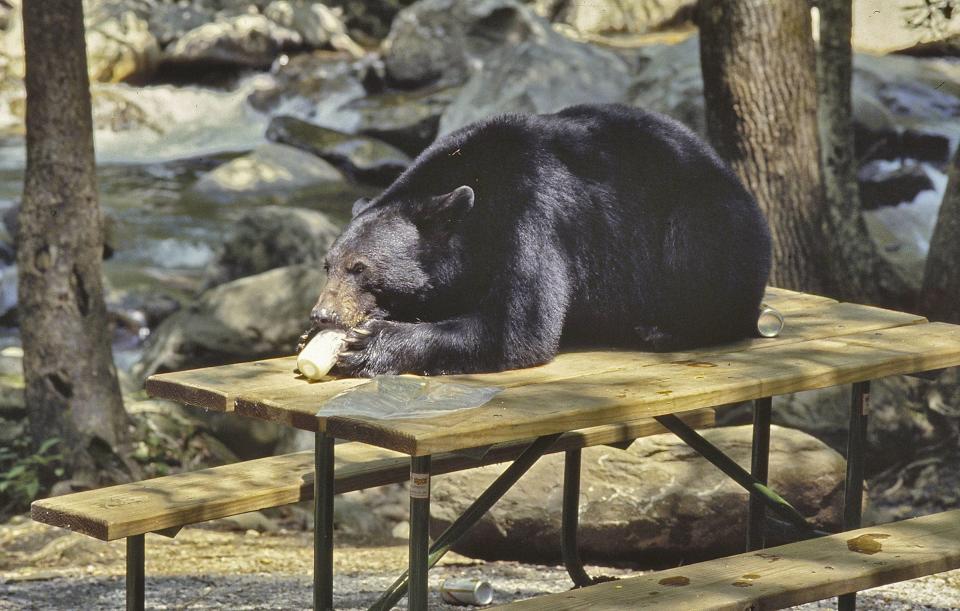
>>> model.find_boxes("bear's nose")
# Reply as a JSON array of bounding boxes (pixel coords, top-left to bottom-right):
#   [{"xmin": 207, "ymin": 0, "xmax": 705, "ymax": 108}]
[{"xmin": 311, "ymin": 306, "xmax": 336, "ymax": 325}]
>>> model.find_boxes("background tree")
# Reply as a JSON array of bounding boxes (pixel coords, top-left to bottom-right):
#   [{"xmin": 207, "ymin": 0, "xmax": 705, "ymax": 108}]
[
  {"xmin": 698, "ymin": 0, "xmax": 830, "ymax": 293},
  {"xmin": 18, "ymin": 0, "xmax": 130, "ymax": 481},
  {"xmin": 921, "ymin": 150, "xmax": 960, "ymax": 323},
  {"xmin": 816, "ymin": 0, "xmax": 906, "ymax": 305}
]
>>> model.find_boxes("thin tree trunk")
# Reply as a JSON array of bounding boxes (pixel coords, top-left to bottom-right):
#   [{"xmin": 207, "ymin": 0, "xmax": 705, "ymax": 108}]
[
  {"xmin": 699, "ymin": 0, "xmax": 829, "ymax": 293},
  {"xmin": 920, "ymin": 148, "xmax": 960, "ymax": 324},
  {"xmin": 816, "ymin": 0, "xmax": 906, "ymax": 305},
  {"xmin": 19, "ymin": 0, "xmax": 129, "ymax": 480}
]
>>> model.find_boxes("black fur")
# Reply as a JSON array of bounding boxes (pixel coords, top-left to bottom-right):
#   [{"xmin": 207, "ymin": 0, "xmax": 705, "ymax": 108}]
[{"xmin": 311, "ymin": 103, "xmax": 772, "ymax": 377}]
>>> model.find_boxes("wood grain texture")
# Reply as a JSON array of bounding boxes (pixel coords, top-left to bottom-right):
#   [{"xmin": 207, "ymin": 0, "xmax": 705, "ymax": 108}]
[
  {"xmin": 144, "ymin": 291, "xmax": 959, "ymax": 455},
  {"xmin": 493, "ymin": 509, "xmax": 960, "ymax": 610},
  {"xmin": 30, "ymin": 410, "xmax": 714, "ymax": 540}
]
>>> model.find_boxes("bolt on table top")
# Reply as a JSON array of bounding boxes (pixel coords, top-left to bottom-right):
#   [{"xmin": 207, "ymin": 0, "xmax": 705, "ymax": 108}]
[{"xmin": 146, "ymin": 288, "xmax": 960, "ymax": 456}]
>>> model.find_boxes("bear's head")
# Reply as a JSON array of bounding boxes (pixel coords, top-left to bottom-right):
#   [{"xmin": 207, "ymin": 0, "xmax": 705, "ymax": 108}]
[{"xmin": 310, "ymin": 185, "xmax": 475, "ymax": 329}]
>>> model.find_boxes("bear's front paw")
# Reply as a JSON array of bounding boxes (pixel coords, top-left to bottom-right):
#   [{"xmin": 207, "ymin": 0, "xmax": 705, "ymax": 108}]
[{"xmin": 336, "ymin": 319, "xmax": 406, "ymax": 377}]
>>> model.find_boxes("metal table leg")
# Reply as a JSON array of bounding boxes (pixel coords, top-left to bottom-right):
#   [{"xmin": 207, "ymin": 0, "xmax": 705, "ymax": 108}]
[
  {"xmin": 747, "ymin": 397, "xmax": 772, "ymax": 551},
  {"xmin": 562, "ymin": 449, "xmax": 593, "ymax": 587},
  {"xmin": 126, "ymin": 534, "xmax": 144, "ymax": 611},
  {"xmin": 408, "ymin": 455, "xmax": 432, "ymax": 611},
  {"xmin": 839, "ymin": 381, "xmax": 870, "ymax": 611},
  {"xmin": 655, "ymin": 414, "xmax": 827, "ymax": 538},
  {"xmin": 315, "ymin": 431, "xmax": 335, "ymax": 611},
  {"xmin": 370, "ymin": 433, "xmax": 561, "ymax": 610}
]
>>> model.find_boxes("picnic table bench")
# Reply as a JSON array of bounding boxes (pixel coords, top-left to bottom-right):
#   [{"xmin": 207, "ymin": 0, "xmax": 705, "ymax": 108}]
[{"xmin": 31, "ymin": 287, "xmax": 960, "ymax": 610}]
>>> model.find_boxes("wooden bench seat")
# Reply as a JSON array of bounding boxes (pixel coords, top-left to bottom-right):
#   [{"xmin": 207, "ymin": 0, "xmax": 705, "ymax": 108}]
[
  {"xmin": 492, "ymin": 509, "xmax": 960, "ymax": 610},
  {"xmin": 31, "ymin": 409, "xmax": 713, "ymax": 541}
]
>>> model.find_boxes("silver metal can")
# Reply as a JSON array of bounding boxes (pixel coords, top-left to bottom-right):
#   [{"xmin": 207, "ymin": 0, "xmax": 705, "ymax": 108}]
[
  {"xmin": 440, "ymin": 578, "xmax": 494, "ymax": 606},
  {"xmin": 757, "ymin": 303, "xmax": 784, "ymax": 338}
]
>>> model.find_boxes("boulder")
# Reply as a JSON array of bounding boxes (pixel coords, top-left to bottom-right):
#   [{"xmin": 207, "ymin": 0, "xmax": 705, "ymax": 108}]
[
  {"xmin": 382, "ymin": 0, "xmax": 545, "ymax": 88},
  {"xmin": 210, "ymin": 205, "xmax": 341, "ymax": 284},
  {"xmin": 430, "ymin": 425, "xmax": 849, "ymax": 565},
  {"xmin": 346, "ymin": 84, "xmax": 461, "ymax": 155},
  {"xmin": 164, "ymin": 12, "xmax": 303, "ymax": 70},
  {"xmin": 853, "ymin": 0, "xmax": 960, "ymax": 55},
  {"xmin": 325, "ymin": 0, "xmax": 418, "ymax": 43},
  {"xmin": 263, "ymin": 1, "xmax": 364, "ymax": 57},
  {"xmin": 190, "ymin": 143, "xmax": 346, "ymax": 203},
  {"xmin": 245, "ymin": 53, "xmax": 368, "ymax": 124},
  {"xmin": 133, "ymin": 264, "xmax": 322, "ymax": 380},
  {"xmin": 266, "ymin": 115, "xmax": 410, "ymax": 185},
  {"xmin": 532, "ymin": 0, "xmax": 696, "ymax": 37},
  {"xmin": 629, "ymin": 35, "xmax": 705, "ymax": 136},
  {"xmin": 84, "ymin": 0, "xmax": 160, "ymax": 83},
  {"xmin": 858, "ymin": 162, "xmax": 936, "ymax": 210},
  {"xmin": 437, "ymin": 28, "xmax": 636, "ymax": 136}
]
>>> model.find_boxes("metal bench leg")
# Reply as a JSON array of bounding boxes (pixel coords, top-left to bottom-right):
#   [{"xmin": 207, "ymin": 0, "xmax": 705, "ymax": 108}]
[
  {"xmin": 839, "ymin": 381, "xmax": 870, "ymax": 611},
  {"xmin": 126, "ymin": 534, "xmax": 144, "ymax": 611},
  {"xmin": 562, "ymin": 449, "xmax": 593, "ymax": 587},
  {"xmin": 409, "ymin": 455, "xmax": 432, "ymax": 611},
  {"xmin": 747, "ymin": 397, "xmax": 772, "ymax": 551},
  {"xmin": 315, "ymin": 431, "xmax": 335, "ymax": 611},
  {"xmin": 370, "ymin": 433, "xmax": 561, "ymax": 610}
]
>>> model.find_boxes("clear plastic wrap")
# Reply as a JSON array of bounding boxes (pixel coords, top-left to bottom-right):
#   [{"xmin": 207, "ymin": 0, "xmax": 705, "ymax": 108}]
[{"xmin": 318, "ymin": 376, "xmax": 503, "ymax": 419}]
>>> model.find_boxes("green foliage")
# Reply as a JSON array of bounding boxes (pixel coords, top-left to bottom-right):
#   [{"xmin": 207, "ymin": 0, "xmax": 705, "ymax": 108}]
[{"xmin": 0, "ymin": 437, "xmax": 64, "ymax": 518}]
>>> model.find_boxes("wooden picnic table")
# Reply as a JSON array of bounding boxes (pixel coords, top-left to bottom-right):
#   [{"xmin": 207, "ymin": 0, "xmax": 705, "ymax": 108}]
[{"xmin": 146, "ymin": 287, "xmax": 960, "ymax": 610}]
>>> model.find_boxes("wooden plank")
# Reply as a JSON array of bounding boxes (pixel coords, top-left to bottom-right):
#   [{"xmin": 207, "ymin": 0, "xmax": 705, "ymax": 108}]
[
  {"xmin": 226, "ymin": 301, "xmax": 924, "ymax": 432},
  {"xmin": 492, "ymin": 509, "xmax": 960, "ymax": 610},
  {"xmin": 318, "ymin": 322, "xmax": 960, "ymax": 455},
  {"xmin": 30, "ymin": 410, "xmax": 714, "ymax": 541},
  {"xmin": 761, "ymin": 286, "xmax": 836, "ymax": 312},
  {"xmin": 144, "ymin": 290, "xmax": 856, "ymax": 414}
]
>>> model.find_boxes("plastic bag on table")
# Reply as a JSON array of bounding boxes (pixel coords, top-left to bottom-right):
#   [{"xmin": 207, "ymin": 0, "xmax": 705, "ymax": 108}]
[{"xmin": 318, "ymin": 375, "xmax": 503, "ymax": 419}]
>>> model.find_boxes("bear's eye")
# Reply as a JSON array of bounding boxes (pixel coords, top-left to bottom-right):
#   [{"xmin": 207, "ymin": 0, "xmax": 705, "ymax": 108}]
[{"xmin": 347, "ymin": 261, "xmax": 367, "ymax": 275}]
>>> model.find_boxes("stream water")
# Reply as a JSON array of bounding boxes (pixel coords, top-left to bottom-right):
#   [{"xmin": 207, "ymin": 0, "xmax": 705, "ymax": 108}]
[{"xmin": 0, "ymin": 71, "xmax": 365, "ymax": 368}]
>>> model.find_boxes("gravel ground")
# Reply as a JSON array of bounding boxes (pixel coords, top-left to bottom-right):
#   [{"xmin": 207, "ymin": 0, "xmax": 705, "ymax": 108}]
[{"xmin": 2, "ymin": 517, "xmax": 960, "ymax": 610}]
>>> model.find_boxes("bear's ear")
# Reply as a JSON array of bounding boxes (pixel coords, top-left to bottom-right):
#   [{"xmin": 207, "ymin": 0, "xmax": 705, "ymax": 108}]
[
  {"xmin": 423, "ymin": 186, "xmax": 474, "ymax": 222},
  {"xmin": 351, "ymin": 197, "xmax": 374, "ymax": 218}
]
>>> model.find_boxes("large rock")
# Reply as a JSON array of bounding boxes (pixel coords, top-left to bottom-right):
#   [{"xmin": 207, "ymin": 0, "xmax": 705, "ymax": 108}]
[
  {"xmin": 85, "ymin": 0, "xmax": 160, "ymax": 83},
  {"xmin": 346, "ymin": 84, "xmax": 461, "ymax": 155},
  {"xmin": 437, "ymin": 26, "xmax": 637, "ymax": 136},
  {"xmin": 164, "ymin": 13, "xmax": 303, "ymax": 69},
  {"xmin": 853, "ymin": 0, "xmax": 960, "ymax": 55},
  {"xmin": 431, "ymin": 425, "xmax": 849, "ymax": 565},
  {"xmin": 191, "ymin": 143, "xmax": 346, "ymax": 203},
  {"xmin": 263, "ymin": 1, "xmax": 364, "ymax": 57},
  {"xmin": 210, "ymin": 206, "xmax": 341, "ymax": 284},
  {"xmin": 245, "ymin": 53, "xmax": 368, "ymax": 124},
  {"xmin": 382, "ymin": 0, "xmax": 545, "ymax": 88},
  {"xmin": 133, "ymin": 265, "xmax": 322, "ymax": 380},
  {"xmin": 533, "ymin": 0, "xmax": 696, "ymax": 37},
  {"xmin": 266, "ymin": 115, "xmax": 410, "ymax": 185}
]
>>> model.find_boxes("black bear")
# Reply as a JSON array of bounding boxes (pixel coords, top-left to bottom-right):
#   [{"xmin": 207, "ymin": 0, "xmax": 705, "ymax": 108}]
[{"xmin": 302, "ymin": 103, "xmax": 772, "ymax": 377}]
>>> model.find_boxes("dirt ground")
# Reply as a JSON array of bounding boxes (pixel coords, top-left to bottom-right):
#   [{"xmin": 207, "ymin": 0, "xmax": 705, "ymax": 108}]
[{"xmin": 2, "ymin": 515, "xmax": 960, "ymax": 610}]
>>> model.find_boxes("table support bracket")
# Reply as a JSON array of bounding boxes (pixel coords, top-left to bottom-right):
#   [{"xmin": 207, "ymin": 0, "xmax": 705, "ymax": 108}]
[
  {"xmin": 839, "ymin": 380, "xmax": 870, "ymax": 611},
  {"xmin": 126, "ymin": 534, "xmax": 144, "ymax": 611},
  {"xmin": 315, "ymin": 431, "xmax": 335, "ymax": 611},
  {"xmin": 561, "ymin": 449, "xmax": 593, "ymax": 587},
  {"xmin": 369, "ymin": 433, "xmax": 562, "ymax": 611},
  {"xmin": 747, "ymin": 397, "xmax": 772, "ymax": 551},
  {"xmin": 654, "ymin": 414, "xmax": 827, "ymax": 538}
]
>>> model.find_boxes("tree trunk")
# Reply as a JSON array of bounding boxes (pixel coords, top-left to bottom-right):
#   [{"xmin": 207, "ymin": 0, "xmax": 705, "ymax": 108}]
[
  {"xmin": 699, "ymin": 0, "xmax": 829, "ymax": 293},
  {"xmin": 816, "ymin": 0, "xmax": 906, "ymax": 305},
  {"xmin": 18, "ymin": 0, "xmax": 129, "ymax": 480},
  {"xmin": 920, "ymin": 148, "xmax": 960, "ymax": 324}
]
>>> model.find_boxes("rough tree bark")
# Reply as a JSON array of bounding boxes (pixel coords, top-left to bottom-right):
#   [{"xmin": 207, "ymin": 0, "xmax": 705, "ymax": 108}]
[
  {"xmin": 19, "ymin": 0, "xmax": 130, "ymax": 479},
  {"xmin": 699, "ymin": 0, "xmax": 830, "ymax": 293},
  {"xmin": 816, "ymin": 0, "xmax": 906, "ymax": 305},
  {"xmin": 920, "ymin": 148, "xmax": 960, "ymax": 324}
]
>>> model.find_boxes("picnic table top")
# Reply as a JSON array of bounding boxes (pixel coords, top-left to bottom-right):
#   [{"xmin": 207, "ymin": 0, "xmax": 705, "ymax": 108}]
[{"xmin": 146, "ymin": 288, "xmax": 960, "ymax": 456}]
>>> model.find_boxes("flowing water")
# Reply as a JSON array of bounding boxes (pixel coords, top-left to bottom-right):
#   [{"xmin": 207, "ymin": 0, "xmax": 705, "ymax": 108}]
[{"xmin": 0, "ymin": 70, "xmax": 367, "ymax": 367}]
